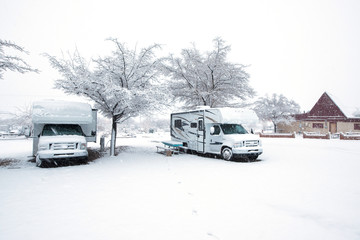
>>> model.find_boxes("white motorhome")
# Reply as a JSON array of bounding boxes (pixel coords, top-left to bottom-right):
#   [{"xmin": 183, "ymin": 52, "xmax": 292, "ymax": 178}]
[
  {"xmin": 32, "ymin": 100, "xmax": 97, "ymax": 167},
  {"xmin": 171, "ymin": 107, "xmax": 263, "ymax": 160}
]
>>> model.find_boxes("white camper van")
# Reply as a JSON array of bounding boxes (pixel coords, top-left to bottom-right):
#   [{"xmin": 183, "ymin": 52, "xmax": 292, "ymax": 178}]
[
  {"xmin": 171, "ymin": 107, "xmax": 263, "ymax": 160},
  {"xmin": 32, "ymin": 100, "xmax": 97, "ymax": 167}
]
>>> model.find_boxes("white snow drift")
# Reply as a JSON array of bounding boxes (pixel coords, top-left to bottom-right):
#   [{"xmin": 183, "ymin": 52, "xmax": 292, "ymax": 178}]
[{"xmin": 0, "ymin": 134, "xmax": 359, "ymax": 240}]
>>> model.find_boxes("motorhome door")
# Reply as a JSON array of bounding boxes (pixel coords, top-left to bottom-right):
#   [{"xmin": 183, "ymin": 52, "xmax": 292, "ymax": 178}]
[{"xmin": 197, "ymin": 117, "xmax": 205, "ymax": 152}]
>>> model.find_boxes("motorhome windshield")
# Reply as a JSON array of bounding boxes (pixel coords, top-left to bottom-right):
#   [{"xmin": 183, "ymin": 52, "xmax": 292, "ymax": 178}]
[
  {"xmin": 42, "ymin": 124, "xmax": 84, "ymax": 136},
  {"xmin": 220, "ymin": 124, "xmax": 248, "ymax": 135}
]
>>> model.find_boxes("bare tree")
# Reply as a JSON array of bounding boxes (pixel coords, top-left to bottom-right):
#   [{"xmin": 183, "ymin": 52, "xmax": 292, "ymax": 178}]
[
  {"xmin": 45, "ymin": 39, "xmax": 165, "ymax": 156},
  {"xmin": 14, "ymin": 104, "xmax": 33, "ymax": 128},
  {"xmin": 0, "ymin": 39, "xmax": 39, "ymax": 79},
  {"xmin": 0, "ymin": 104, "xmax": 33, "ymax": 136},
  {"xmin": 162, "ymin": 37, "xmax": 255, "ymax": 108},
  {"xmin": 254, "ymin": 93, "xmax": 300, "ymax": 133}
]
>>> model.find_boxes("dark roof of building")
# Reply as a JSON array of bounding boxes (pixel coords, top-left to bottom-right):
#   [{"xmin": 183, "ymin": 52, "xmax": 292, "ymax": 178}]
[{"xmin": 295, "ymin": 92, "xmax": 359, "ymax": 122}]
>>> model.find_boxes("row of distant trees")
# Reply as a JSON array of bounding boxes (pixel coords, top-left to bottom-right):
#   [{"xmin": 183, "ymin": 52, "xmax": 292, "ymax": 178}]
[{"xmin": 1, "ymin": 38, "xmax": 300, "ymax": 155}]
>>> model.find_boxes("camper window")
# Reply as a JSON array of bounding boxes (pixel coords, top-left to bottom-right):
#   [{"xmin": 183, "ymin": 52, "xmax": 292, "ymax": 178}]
[
  {"xmin": 191, "ymin": 123, "xmax": 197, "ymax": 128},
  {"xmin": 175, "ymin": 120, "xmax": 182, "ymax": 128},
  {"xmin": 198, "ymin": 120, "xmax": 204, "ymax": 131},
  {"xmin": 220, "ymin": 124, "xmax": 248, "ymax": 135},
  {"xmin": 210, "ymin": 125, "xmax": 221, "ymax": 135}
]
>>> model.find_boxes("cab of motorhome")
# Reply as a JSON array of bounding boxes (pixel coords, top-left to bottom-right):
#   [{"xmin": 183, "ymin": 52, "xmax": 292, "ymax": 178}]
[{"xmin": 32, "ymin": 100, "xmax": 97, "ymax": 167}]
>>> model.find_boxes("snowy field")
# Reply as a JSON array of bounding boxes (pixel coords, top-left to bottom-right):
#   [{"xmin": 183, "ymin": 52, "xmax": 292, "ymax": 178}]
[{"xmin": 1, "ymin": 134, "xmax": 360, "ymax": 240}]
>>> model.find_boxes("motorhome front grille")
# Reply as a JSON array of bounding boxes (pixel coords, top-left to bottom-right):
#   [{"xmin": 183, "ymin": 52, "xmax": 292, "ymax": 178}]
[
  {"xmin": 52, "ymin": 143, "xmax": 77, "ymax": 150},
  {"xmin": 245, "ymin": 140, "xmax": 259, "ymax": 147}
]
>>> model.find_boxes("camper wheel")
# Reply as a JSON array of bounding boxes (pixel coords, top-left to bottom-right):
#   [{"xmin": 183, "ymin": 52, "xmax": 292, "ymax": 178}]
[{"xmin": 221, "ymin": 147, "xmax": 233, "ymax": 161}]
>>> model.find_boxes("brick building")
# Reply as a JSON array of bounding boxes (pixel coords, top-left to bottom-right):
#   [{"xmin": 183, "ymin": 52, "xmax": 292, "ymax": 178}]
[{"xmin": 278, "ymin": 92, "xmax": 360, "ymax": 134}]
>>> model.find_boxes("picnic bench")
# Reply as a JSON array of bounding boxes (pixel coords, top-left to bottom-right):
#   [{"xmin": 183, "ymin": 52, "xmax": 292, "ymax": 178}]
[{"xmin": 156, "ymin": 141, "xmax": 184, "ymax": 156}]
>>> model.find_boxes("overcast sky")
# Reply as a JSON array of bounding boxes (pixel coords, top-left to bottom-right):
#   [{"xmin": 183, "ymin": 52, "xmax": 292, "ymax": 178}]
[{"xmin": 1, "ymin": 0, "xmax": 360, "ymax": 117}]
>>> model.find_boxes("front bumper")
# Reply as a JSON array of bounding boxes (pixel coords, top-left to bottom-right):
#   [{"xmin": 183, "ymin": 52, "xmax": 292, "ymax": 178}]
[
  {"xmin": 232, "ymin": 147, "xmax": 263, "ymax": 156},
  {"xmin": 38, "ymin": 149, "xmax": 88, "ymax": 162}
]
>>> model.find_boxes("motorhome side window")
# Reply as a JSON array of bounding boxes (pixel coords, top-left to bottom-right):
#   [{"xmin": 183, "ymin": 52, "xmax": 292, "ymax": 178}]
[
  {"xmin": 198, "ymin": 119, "xmax": 204, "ymax": 131},
  {"xmin": 191, "ymin": 123, "xmax": 197, "ymax": 128},
  {"xmin": 174, "ymin": 119, "xmax": 182, "ymax": 128},
  {"xmin": 211, "ymin": 125, "xmax": 221, "ymax": 135}
]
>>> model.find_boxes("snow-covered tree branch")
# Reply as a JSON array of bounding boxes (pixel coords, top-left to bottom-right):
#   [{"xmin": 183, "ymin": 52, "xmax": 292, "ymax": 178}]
[
  {"xmin": 45, "ymin": 39, "xmax": 166, "ymax": 156},
  {"xmin": 162, "ymin": 37, "xmax": 255, "ymax": 108},
  {"xmin": 254, "ymin": 93, "xmax": 300, "ymax": 133},
  {"xmin": 0, "ymin": 39, "xmax": 39, "ymax": 79}
]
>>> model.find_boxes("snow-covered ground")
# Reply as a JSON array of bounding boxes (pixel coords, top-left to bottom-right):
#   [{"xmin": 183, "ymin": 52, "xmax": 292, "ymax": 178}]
[{"xmin": 1, "ymin": 134, "xmax": 360, "ymax": 240}]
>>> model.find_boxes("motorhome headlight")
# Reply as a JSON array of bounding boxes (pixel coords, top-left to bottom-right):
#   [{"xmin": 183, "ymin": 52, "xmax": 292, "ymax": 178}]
[
  {"xmin": 38, "ymin": 144, "xmax": 48, "ymax": 151},
  {"xmin": 233, "ymin": 141, "xmax": 244, "ymax": 148},
  {"xmin": 80, "ymin": 143, "xmax": 87, "ymax": 150}
]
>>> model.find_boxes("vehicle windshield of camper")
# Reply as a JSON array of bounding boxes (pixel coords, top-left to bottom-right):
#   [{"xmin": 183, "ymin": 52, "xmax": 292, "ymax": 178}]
[
  {"xmin": 41, "ymin": 124, "xmax": 85, "ymax": 136},
  {"xmin": 220, "ymin": 124, "xmax": 248, "ymax": 135}
]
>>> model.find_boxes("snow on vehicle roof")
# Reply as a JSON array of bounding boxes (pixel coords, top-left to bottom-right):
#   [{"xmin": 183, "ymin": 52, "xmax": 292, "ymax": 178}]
[
  {"xmin": 218, "ymin": 108, "xmax": 259, "ymax": 124},
  {"xmin": 32, "ymin": 100, "xmax": 93, "ymax": 124},
  {"xmin": 217, "ymin": 107, "xmax": 261, "ymax": 131}
]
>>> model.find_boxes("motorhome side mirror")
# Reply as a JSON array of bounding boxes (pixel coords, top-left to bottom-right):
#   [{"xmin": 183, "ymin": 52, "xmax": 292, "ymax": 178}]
[{"xmin": 210, "ymin": 127, "xmax": 215, "ymax": 135}]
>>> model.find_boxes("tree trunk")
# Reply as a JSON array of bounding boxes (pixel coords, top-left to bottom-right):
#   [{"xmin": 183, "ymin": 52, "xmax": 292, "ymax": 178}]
[{"xmin": 110, "ymin": 116, "xmax": 117, "ymax": 156}]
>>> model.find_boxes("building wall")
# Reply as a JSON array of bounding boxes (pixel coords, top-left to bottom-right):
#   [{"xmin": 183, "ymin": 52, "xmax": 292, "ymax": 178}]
[
  {"xmin": 278, "ymin": 121, "xmax": 328, "ymax": 134},
  {"xmin": 338, "ymin": 122, "xmax": 360, "ymax": 133},
  {"xmin": 277, "ymin": 121, "xmax": 301, "ymax": 133},
  {"xmin": 277, "ymin": 121, "xmax": 360, "ymax": 133}
]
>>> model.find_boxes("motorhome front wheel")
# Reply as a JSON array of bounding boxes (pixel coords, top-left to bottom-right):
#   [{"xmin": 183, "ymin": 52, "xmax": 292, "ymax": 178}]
[{"xmin": 222, "ymin": 147, "xmax": 233, "ymax": 161}]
